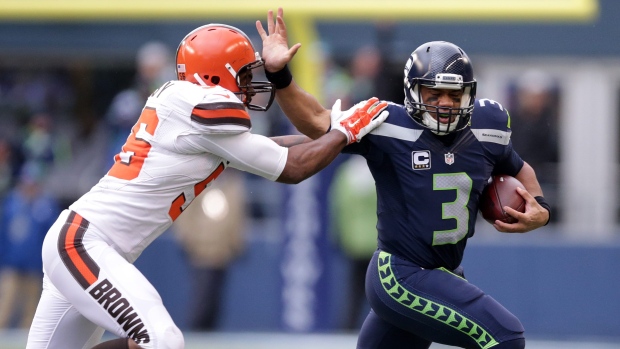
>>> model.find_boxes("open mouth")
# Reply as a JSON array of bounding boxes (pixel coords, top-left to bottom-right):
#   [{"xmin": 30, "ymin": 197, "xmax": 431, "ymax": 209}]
[{"xmin": 437, "ymin": 113, "xmax": 453, "ymax": 124}]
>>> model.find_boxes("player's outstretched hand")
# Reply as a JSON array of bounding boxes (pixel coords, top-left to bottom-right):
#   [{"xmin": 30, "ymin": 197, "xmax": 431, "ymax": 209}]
[
  {"xmin": 331, "ymin": 97, "xmax": 389, "ymax": 144},
  {"xmin": 493, "ymin": 187, "xmax": 550, "ymax": 233},
  {"xmin": 256, "ymin": 7, "xmax": 301, "ymax": 73}
]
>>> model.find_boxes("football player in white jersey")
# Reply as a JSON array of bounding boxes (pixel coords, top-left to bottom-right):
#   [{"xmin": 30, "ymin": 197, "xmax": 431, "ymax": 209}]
[{"xmin": 25, "ymin": 24, "xmax": 389, "ymax": 349}]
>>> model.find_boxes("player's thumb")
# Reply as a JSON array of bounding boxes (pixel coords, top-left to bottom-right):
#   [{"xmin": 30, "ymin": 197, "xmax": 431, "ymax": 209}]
[
  {"xmin": 331, "ymin": 99, "xmax": 342, "ymax": 115},
  {"xmin": 288, "ymin": 43, "xmax": 302, "ymax": 57}
]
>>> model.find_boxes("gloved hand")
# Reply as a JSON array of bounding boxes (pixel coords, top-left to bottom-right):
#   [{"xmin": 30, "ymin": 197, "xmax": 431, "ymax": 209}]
[{"xmin": 330, "ymin": 97, "xmax": 389, "ymax": 144}]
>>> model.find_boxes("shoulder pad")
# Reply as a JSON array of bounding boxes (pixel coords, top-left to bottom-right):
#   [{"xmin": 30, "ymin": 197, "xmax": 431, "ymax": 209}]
[
  {"xmin": 470, "ymin": 98, "xmax": 512, "ymax": 145},
  {"xmin": 383, "ymin": 103, "xmax": 420, "ymax": 128},
  {"xmin": 471, "ymin": 98, "xmax": 511, "ymax": 131},
  {"xmin": 368, "ymin": 103, "xmax": 424, "ymax": 143},
  {"xmin": 191, "ymin": 87, "xmax": 251, "ymax": 134}
]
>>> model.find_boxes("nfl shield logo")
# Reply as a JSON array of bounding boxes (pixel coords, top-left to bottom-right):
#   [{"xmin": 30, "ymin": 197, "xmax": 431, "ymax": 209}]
[{"xmin": 445, "ymin": 152, "xmax": 455, "ymax": 165}]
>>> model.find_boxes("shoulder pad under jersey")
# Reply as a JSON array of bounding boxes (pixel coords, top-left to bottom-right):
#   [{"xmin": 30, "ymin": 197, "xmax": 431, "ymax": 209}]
[
  {"xmin": 470, "ymin": 98, "xmax": 512, "ymax": 146},
  {"xmin": 190, "ymin": 85, "xmax": 251, "ymax": 134}
]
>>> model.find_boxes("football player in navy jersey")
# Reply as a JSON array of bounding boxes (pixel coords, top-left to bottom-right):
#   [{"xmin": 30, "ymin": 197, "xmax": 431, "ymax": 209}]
[{"xmin": 257, "ymin": 8, "xmax": 551, "ymax": 349}]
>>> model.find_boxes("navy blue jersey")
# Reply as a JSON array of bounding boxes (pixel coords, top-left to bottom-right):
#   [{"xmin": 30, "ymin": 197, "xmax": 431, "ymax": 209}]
[{"xmin": 344, "ymin": 98, "xmax": 524, "ymax": 270}]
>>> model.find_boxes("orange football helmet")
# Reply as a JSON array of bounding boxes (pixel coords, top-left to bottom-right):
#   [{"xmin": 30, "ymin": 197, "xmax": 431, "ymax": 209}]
[{"xmin": 176, "ymin": 24, "xmax": 275, "ymax": 111}]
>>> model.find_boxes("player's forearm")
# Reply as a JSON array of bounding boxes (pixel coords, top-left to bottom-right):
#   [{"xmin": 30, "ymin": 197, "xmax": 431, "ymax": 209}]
[
  {"xmin": 516, "ymin": 162, "xmax": 550, "ymax": 228},
  {"xmin": 276, "ymin": 82, "xmax": 331, "ymax": 140},
  {"xmin": 515, "ymin": 162, "xmax": 543, "ymax": 197},
  {"xmin": 276, "ymin": 131, "xmax": 345, "ymax": 184}
]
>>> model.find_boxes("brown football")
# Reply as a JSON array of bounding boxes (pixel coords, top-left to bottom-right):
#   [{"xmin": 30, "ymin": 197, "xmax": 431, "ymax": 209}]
[{"xmin": 479, "ymin": 175, "xmax": 526, "ymax": 224}]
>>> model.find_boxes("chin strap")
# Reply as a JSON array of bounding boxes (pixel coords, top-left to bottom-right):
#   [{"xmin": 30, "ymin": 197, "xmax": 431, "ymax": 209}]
[{"xmin": 422, "ymin": 111, "xmax": 460, "ymax": 136}]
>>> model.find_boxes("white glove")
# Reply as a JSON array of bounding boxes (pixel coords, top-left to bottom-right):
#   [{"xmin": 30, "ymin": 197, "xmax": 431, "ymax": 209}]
[{"xmin": 330, "ymin": 97, "xmax": 389, "ymax": 144}]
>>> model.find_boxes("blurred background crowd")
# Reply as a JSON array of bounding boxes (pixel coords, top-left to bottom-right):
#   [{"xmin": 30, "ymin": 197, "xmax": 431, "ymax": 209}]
[{"xmin": 0, "ymin": 0, "xmax": 619, "ymax": 345}]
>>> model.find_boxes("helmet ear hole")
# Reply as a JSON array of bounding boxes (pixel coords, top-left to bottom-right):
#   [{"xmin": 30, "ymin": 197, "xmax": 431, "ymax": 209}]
[{"xmin": 211, "ymin": 76, "xmax": 220, "ymax": 84}]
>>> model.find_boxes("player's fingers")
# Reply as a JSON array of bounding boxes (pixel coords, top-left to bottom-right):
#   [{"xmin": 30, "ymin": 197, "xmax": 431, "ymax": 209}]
[
  {"xmin": 368, "ymin": 103, "xmax": 386, "ymax": 118},
  {"xmin": 372, "ymin": 110, "xmax": 389, "ymax": 123},
  {"xmin": 362, "ymin": 97, "xmax": 379, "ymax": 111},
  {"xmin": 516, "ymin": 186, "xmax": 534, "ymax": 201},
  {"xmin": 276, "ymin": 15, "xmax": 287, "ymax": 37},
  {"xmin": 277, "ymin": 7, "xmax": 286, "ymax": 31},
  {"xmin": 267, "ymin": 10, "xmax": 275, "ymax": 34},
  {"xmin": 366, "ymin": 99, "xmax": 388, "ymax": 117},
  {"xmin": 503, "ymin": 206, "xmax": 525, "ymax": 219},
  {"xmin": 373, "ymin": 100, "xmax": 389, "ymax": 114},
  {"xmin": 493, "ymin": 220, "xmax": 523, "ymax": 233},
  {"xmin": 275, "ymin": 8, "xmax": 285, "ymax": 34},
  {"xmin": 492, "ymin": 221, "xmax": 511, "ymax": 232},
  {"xmin": 256, "ymin": 21, "xmax": 267, "ymax": 39}
]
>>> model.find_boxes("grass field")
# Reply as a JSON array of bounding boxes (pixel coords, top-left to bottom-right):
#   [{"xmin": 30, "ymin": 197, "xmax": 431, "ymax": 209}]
[{"xmin": 2, "ymin": 330, "xmax": 619, "ymax": 349}]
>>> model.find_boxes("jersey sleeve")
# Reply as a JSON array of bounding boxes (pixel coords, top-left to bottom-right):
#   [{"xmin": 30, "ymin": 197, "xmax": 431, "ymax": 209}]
[
  {"xmin": 493, "ymin": 149, "xmax": 524, "ymax": 177},
  {"xmin": 176, "ymin": 131, "xmax": 288, "ymax": 181}
]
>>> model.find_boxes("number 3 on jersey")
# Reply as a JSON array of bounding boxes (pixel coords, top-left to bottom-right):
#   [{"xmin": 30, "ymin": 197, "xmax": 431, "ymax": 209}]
[
  {"xmin": 109, "ymin": 107, "xmax": 159, "ymax": 180},
  {"xmin": 432, "ymin": 172, "xmax": 472, "ymax": 245}
]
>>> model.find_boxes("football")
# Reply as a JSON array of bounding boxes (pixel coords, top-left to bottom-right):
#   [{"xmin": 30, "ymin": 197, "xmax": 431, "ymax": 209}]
[{"xmin": 479, "ymin": 174, "xmax": 526, "ymax": 224}]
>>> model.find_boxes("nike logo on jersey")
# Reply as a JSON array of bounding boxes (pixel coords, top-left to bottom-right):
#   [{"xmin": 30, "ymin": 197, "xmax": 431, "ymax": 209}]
[
  {"xmin": 213, "ymin": 93, "xmax": 231, "ymax": 99},
  {"xmin": 89, "ymin": 279, "xmax": 151, "ymax": 344}
]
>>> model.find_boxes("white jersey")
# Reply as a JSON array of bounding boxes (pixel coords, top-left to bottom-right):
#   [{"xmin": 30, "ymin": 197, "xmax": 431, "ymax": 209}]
[{"xmin": 69, "ymin": 80, "xmax": 287, "ymax": 262}]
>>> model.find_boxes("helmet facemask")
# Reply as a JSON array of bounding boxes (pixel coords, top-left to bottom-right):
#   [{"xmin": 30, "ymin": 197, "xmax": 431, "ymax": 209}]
[
  {"xmin": 407, "ymin": 75, "xmax": 476, "ymax": 135},
  {"xmin": 234, "ymin": 60, "xmax": 275, "ymax": 112}
]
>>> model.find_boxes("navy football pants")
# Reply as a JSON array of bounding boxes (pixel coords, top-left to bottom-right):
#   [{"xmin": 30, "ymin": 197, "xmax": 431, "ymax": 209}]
[{"xmin": 357, "ymin": 250, "xmax": 525, "ymax": 349}]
